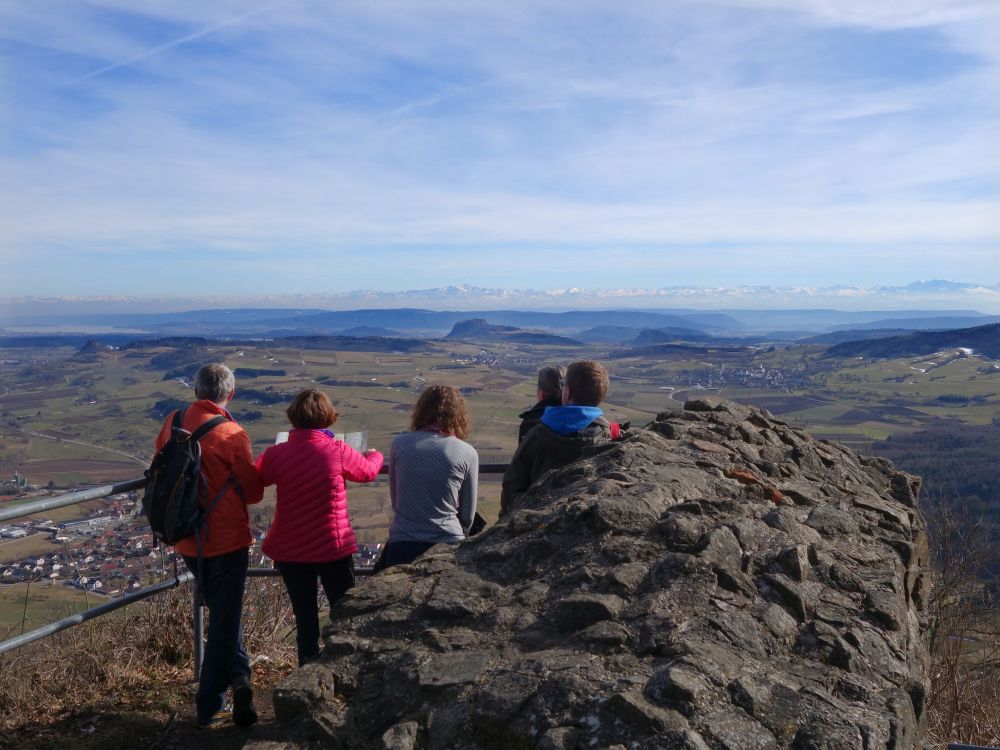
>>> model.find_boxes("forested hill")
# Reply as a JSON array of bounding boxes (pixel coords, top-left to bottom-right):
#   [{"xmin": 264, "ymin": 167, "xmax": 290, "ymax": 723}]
[
  {"xmin": 825, "ymin": 322, "xmax": 1000, "ymax": 359},
  {"xmin": 877, "ymin": 421, "xmax": 1000, "ymax": 573}
]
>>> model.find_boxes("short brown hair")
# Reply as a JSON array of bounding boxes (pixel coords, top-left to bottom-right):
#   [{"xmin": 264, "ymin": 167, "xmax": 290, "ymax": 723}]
[
  {"xmin": 565, "ymin": 360, "xmax": 608, "ymax": 406},
  {"xmin": 286, "ymin": 389, "xmax": 339, "ymax": 429},
  {"xmin": 410, "ymin": 385, "xmax": 470, "ymax": 439}
]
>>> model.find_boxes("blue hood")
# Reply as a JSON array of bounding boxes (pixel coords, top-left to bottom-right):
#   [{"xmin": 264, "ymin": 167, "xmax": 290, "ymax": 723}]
[{"xmin": 541, "ymin": 405, "xmax": 604, "ymax": 435}]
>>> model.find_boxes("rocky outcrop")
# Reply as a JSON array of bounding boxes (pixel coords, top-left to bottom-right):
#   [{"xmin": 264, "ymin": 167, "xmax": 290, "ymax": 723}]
[{"xmin": 263, "ymin": 399, "xmax": 931, "ymax": 750}]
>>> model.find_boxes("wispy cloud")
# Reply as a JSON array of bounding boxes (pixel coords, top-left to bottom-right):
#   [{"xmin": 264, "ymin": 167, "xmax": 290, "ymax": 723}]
[
  {"xmin": 0, "ymin": 1, "xmax": 997, "ymax": 298},
  {"xmin": 70, "ymin": 0, "xmax": 296, "ymax": 84}
]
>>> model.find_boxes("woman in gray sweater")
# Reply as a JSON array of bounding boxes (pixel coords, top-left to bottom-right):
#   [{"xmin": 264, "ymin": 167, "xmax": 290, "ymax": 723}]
[{"xmin": 376, "ymin": 385, "xmax": 479, "ymax": 571}]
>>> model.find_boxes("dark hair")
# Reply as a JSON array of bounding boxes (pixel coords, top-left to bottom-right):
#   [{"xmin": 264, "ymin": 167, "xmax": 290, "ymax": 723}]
[
  {"xmin": 565, "ymin": 360, "xmax": 608, "ymax": 406},
  {"xmin": 286, "ymin": 389, "xmax": 339, "ymax": 429},
  {"xmin": 410, "ymin": 385, "xmax": 470, "ymax": 439},
  {"xmin": 536, "ymin": 365, "xmax": 564, "ymax": 398}
]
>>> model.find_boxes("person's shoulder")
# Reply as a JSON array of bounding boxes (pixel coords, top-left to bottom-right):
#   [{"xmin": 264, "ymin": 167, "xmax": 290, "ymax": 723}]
[
  {"xmin": 391, "ymin": 430, "xmax": 417, "ymax": 447},
  {"xmin": 452, "ymin": 435, "xmax": 478, "ymax": 454}
]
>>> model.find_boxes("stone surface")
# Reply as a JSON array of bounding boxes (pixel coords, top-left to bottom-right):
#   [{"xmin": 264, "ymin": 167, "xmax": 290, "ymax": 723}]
[
  {"xmin": 272, "ymin": 662, "xmax": 336, "ymax": 723},
  {"xmin": 270, "ymin": 401, "xmax": 931, "ymax": 749}
]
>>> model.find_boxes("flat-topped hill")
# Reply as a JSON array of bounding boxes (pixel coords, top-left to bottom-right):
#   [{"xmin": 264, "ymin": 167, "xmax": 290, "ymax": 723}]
[{"xmin": 256, "ymin": 399, "xmax": 932, "ymax": 749}]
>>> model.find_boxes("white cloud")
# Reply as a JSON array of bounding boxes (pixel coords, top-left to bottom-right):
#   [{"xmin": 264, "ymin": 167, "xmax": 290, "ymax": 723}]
[{"xmin": 0, "ymin": 1, "xmax": 997, "ymax": 295}]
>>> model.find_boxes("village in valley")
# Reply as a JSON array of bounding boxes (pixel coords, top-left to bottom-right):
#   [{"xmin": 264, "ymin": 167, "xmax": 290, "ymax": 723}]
[{"xmin": 1, "ymin": 325, "xmax": 998, "ymax": 633}]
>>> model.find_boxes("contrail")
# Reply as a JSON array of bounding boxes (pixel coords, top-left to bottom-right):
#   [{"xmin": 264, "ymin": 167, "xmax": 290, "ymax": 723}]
[{"xmin": 71, "ymin": 0, "xmax": 295, "ymax": 84}]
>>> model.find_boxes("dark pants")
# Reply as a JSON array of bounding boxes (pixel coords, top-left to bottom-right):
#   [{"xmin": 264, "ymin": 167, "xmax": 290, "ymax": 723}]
[
  {"xmin": 274, "ymin": 557, "xmax": 355, "ymax": 666},
  {"xmin": 372, "ymin": 541, "xmax": 439, "ymax": 573},
  {"xmin": 182, "ymin": 547, "xmax": 251, "ymax": 723}
]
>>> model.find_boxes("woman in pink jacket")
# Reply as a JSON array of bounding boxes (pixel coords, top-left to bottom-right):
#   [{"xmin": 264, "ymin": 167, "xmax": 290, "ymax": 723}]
[{"xmin": 256, "ymin": 389, "xmax": 383, "ymax": 665}]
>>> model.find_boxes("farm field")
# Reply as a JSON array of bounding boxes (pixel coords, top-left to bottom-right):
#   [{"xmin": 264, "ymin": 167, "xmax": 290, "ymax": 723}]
[
  {"xmin": 1, "ymin": 337, "xmax": 998, "ymax": 515},
  {"xmin": 0, "ymin": 335, "xmax": 998, "ymax": 642},
  {"xmin": 0, "ymin": 582, "xmax": 98, "ymax": 637}
]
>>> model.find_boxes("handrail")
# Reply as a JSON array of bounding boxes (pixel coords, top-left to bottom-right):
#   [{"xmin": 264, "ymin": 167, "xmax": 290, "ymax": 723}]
[
  {"xmin": 0, "ymin": 570, "xmax": 193, "ymax": 654},
  {"xmin": 0, "ymin": 464, "xmax": 511, "ymax": 524},
  {"xmin": 0, "ymin": 478, "xmax": 146, "ymax": 523},
  {"xmin": 0, "ymin": 463, "xmax": 511, "ymax": 676}
]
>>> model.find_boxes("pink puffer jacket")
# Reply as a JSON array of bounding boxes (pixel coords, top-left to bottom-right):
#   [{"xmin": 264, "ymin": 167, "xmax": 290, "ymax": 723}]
[{"xmin": 257, "ymin": 430, "xmax": 383, "ymax": 563}]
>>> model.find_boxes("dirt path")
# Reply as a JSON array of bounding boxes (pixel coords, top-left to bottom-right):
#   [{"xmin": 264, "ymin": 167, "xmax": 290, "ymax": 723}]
[{"xmin": 1, "ymin": 683, "xmax": 299, "ymax": 750}]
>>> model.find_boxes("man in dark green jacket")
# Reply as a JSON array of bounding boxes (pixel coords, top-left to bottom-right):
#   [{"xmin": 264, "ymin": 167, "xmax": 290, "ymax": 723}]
[{"xmin": 501, "ymin": 360, "xmax": 611, "ymax": 517}]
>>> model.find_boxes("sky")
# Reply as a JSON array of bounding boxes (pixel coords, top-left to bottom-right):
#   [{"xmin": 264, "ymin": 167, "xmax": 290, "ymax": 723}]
[{"xmin": 0, "ymin": 0, "xmax": 998, "ymax": 303}]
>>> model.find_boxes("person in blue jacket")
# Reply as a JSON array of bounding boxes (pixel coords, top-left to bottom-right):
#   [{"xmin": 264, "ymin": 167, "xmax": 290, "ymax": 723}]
[{"xmin": 501, "ymin": 360, "xmax": 612, "ymax": 516}]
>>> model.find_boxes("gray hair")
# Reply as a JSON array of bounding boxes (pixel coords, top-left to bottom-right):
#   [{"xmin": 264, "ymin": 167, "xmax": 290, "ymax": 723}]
[
  {"xmin": 194, "ymin": 363, "xmax": 235, "ymax": 402},
  {"xmin": 537, "ymin": 365, "xmax": 564, "ymax": 398}
]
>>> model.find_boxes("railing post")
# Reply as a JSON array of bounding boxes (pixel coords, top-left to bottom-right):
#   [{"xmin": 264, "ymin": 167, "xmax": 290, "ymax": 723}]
[{"xmin": 192, "ymin": 581, "xmax": 204, "ymax": 683}]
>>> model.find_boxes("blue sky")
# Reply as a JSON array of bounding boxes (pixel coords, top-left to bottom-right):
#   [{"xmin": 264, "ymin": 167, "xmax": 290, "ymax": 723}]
[{"xmin": 0, "ymin": 0, "xmax": 998, "ymax": 301}]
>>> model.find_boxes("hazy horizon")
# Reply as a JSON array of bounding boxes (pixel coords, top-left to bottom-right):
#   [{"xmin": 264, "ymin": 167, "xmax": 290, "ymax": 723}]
[{"xmin": 3, "ymin": 279, "xmax": 1000, "ymax": 319}]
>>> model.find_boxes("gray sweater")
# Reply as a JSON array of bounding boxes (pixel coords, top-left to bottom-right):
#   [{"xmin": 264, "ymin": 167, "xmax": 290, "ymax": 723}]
[{"xmin": 388, "ymin": 430, "xmax": 479, "ymax": 544}]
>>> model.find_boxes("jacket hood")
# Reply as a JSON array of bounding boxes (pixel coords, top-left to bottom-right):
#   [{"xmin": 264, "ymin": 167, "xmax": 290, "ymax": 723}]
[
  {"xmin": 541, "ymin": 405, "xmax": 604, "ymax": 436},
  {"xmin": 518, "ymin": 396, "xmax": 562, "ymax": 421}
]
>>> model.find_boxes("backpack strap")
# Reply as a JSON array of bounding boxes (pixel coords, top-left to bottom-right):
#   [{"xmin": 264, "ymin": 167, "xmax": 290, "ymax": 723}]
[
  {"xmin": 189, "ymin": 415, "xmax": 228, "ymax": 442},
  {"xmin": 201, "ymin": 473, "xmax": 234, "ymax": 520},
  {"xmin": 169, "ymin": 408, "xmax": 185, "ymax": 437}
]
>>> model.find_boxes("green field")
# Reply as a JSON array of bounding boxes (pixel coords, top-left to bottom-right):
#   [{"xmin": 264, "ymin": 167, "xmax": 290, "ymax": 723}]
[
  {"xmin": 2, "ymin": 339, "xmax": 999, "ymax": 514},
  {"xmin": 0, "ymin": 582, "xmax": 98, "ymax": 639},
  {"xmin": 1, "ymin": 337, "xmax": 999, "ymax": 638}
]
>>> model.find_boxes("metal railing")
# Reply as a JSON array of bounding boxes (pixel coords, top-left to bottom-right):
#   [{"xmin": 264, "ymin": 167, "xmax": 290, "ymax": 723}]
[
  {"xmin": 3, "ymin": 469, "xmax": 999, "ymax": 750},
  {"xmin": 0, "ymin": 463, "xmax": 510, "ymax": 679}
]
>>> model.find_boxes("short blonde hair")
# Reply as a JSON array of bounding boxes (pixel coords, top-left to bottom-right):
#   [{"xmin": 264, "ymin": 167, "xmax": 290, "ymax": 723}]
[{"xmin": 410, "ymin": 385, "xmax": 470, "ymax": 439}]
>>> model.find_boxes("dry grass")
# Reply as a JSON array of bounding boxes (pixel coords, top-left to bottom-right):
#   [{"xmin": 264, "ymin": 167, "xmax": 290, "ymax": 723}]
[
  {"xmin": 924, "ymin": 501, "xmax": 1000, "ymax": 748},
  {"xmin": 0, "ymin": 576, "xmax": 297, "ymax": 734}
]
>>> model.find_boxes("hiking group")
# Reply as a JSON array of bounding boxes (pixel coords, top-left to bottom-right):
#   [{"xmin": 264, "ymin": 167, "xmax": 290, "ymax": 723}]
[{"xmin": 146, "ymin": 359, "xmax": 618, "ymax": 728}]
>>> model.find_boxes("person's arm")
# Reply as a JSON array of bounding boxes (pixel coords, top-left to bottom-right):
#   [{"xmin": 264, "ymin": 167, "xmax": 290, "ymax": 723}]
[
  {"xmin": 228, "ymin": 430, "xmax": 264, "ymax": 505},
  {"xmin": 500, "ymin": 434, "xmax": 536, "ymax": 517},
  {"xmin": 340, "ymin": 442, "xmax": 383, "ymax": 483},
  {"xmin": 254, "ymin": 449, "xmax": 274, "ymax": 488},
  {"xmin": 457, "ymin": 446, "xmax": 479, "ymax": 533}
]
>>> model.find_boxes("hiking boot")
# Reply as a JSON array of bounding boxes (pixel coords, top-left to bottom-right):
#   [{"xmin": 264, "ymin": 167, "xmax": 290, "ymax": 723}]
[
  {"xmin": 232, "ymin": 676, "xmax": 258, "ymax": 727},
  {"xmin": 196, "ymin": 709, "xmax": 232, "ymax": 730}
]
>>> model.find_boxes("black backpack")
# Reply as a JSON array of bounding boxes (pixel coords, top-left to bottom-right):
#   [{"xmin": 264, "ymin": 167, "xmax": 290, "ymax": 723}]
[{"xmin": 143, "ymin": 409, "xmax": 231, "ymax": 545}]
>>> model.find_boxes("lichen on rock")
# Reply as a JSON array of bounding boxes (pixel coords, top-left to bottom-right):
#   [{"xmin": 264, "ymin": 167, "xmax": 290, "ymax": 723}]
[{"xmin": 266, "ymin": 399, "xmax": 931, "ymax": 749}]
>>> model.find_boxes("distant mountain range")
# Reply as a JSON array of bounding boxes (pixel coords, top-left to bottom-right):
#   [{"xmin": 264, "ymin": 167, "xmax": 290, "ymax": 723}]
[
  {"xmin": 825, "ymin": 322, "xmax": 1000, "ymax": 359},
  {"xmin": 4, "ymin": 280, "xmax": 999, "ymax": 317},
  {"xmin": 3, "ymin": 302, "xmax": 998, "ymax": 340}
]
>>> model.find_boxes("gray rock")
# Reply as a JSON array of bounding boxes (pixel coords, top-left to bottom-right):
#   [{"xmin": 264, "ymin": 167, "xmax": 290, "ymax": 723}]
[
  {"xmin": 537, "ymin": 726, "xmax": 581, "ymax": 750},
  {"xmin": 268, "ymin": 402, "xmax": 930, "ymax": 750},
  {"xmin": 700, "ymin": 707, "xmax": 778, "ymax": 749},
  {"xmin": 605, "ymin": 689, "xmax": 687, "ymax": 733},
  {"xmin": 418, "ymin": 650, "xmax": 489, "ymax": 688},
  {"xmin": 547, "ymin": 592, "xmax": 626, "ymax": 631},
  {"xmin": 646, "ymin": 665, "xmax": 711, "ymax": 706},
  {"xmin": 864, "ymin": 590, "xmax": 904, "ymax": 631},
  {"xmin": 381, "ymin": 721, "xmax": 420, "ymax": 750},
  {"xmin": 273, "ymin": 662, "xmax": 336, "ymax": 723}
]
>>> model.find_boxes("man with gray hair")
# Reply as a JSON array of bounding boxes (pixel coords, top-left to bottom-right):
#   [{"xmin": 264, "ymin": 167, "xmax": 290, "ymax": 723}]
[
  {"xmin": 516, "ymin": 365, "xmax": 565, "ymax": 443},
  {"xmin": 153, "ymin": 363, "xmax": 263, "ymax": 728}
]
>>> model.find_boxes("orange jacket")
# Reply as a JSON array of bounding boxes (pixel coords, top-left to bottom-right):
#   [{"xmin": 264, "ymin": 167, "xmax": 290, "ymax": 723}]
[{"xmin": 154, "ymin": 399, "xmax": 264, "ymax": 558}]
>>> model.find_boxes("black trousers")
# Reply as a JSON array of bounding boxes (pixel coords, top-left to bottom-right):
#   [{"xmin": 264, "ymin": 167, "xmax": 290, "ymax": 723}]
[
  {"xmin": 274, "ymin": 557, "xmax": 355, "ymax": 666},
  {"xmin": 182, "ymin": 547, "xmax": 251, "ymax": 722},
  {"xmin": 372, "ymin": 540, "xmax": 439, "ymax": 572}
]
